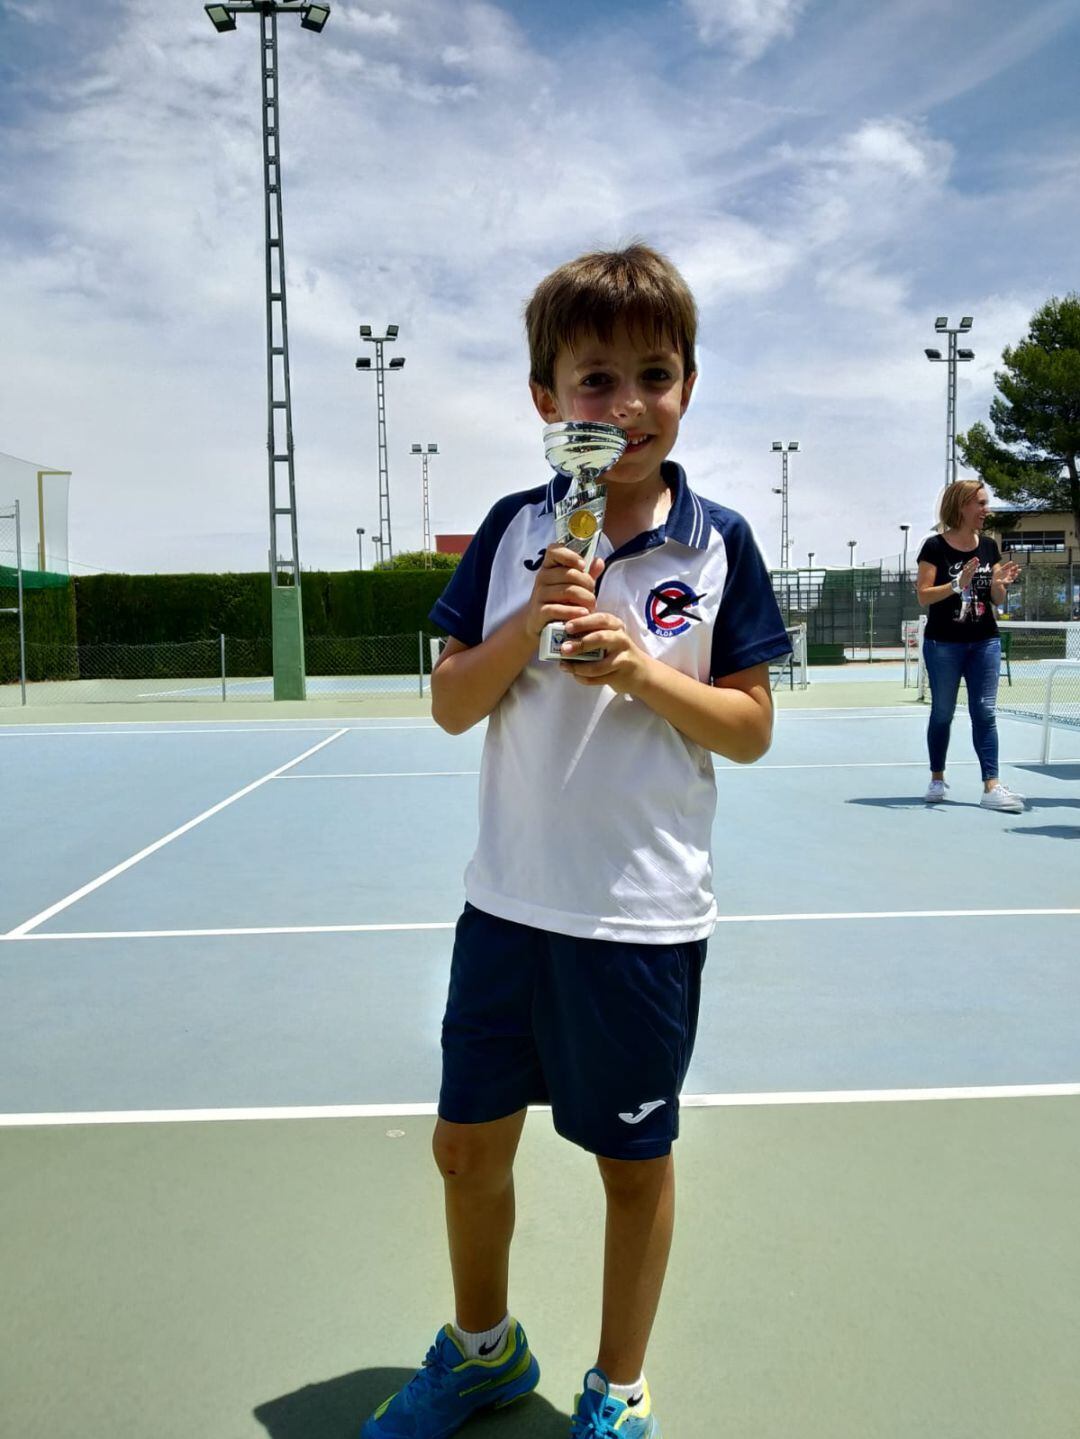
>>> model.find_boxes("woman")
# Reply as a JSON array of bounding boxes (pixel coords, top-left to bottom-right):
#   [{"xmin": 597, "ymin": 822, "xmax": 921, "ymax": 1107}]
[{"xmin": 916, "ymin": 479, "xmax": 1023, "ymax": 812}]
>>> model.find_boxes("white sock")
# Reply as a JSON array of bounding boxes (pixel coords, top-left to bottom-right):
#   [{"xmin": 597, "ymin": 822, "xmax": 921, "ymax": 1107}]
[
  {"xmin": 588, "ymin": 1372, "xmax": 645, "ymax": 1405},
  {"xmin": 452, "ymin": 1313, "xmax": 509, "ymax": 1359}
]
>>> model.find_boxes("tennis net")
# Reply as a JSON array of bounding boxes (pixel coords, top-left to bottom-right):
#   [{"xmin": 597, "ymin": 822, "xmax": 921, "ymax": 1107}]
[{"xmin": 912, "ymin": 617, "xmax": 1080, "ymax": 756}]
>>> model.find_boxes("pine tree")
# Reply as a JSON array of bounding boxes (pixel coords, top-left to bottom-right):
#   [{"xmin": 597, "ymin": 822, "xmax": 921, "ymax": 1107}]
[{"xmin": 958, "ymin": 293, "xmax": 1080, "ymax": 537}]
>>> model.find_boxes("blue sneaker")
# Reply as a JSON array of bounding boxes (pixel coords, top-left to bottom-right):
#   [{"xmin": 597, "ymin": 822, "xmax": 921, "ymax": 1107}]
[
  {"xmin": 569, "ymin": 1369, "xmax": 661, "ymax": 1436},
  {"xmin": 361, "ymin": 1318, "xmax": 540, "ymax": 1438}
]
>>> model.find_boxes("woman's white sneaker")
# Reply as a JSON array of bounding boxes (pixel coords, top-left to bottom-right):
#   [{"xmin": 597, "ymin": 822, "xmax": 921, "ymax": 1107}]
[
  {"xmin": 924, "ymin": 779, "xmax": 948, "ymax": 803},
  {"xmin": 980, "ymin": 784, "xmax": 1024, "ymax": 813}
]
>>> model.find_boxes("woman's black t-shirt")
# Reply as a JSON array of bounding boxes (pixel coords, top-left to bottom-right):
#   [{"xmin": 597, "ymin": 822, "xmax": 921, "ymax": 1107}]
[{"xmin": 917, "ymin": 533, "xmax": 1001, "ymax": 642}]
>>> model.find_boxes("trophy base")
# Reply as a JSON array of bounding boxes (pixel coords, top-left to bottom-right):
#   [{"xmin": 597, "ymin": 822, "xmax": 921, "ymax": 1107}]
[{"xmin": 538, "ymin": 621, "xmax": 605, "ymax": 663}]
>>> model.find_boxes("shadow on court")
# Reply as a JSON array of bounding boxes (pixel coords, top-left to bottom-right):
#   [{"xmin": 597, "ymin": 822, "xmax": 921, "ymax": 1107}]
[
  {"xmin": 1006, "ymin": 824, "xmax": 1080, "ymax": 840},
  {"xmin": 255, "ymin": 1369, "xmax": 567, "ymax": 1439},
  {"xmin": 1014, "ymin": 762, "xmax": 1080, "ymax": 780}
]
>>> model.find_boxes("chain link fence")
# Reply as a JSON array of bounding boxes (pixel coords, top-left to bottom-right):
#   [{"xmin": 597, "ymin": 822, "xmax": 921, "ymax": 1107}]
[
  {"xmin": 772, "ymin": 558, "xmax": 1080, "ymax": 663},
  {"xmin": 0, "ymin": 633, "xmax": 438, "ymax": 706}
]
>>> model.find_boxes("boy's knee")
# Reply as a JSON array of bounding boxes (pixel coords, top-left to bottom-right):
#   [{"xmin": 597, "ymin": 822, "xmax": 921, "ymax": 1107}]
[
  {"xmin": 596, "ymin": 1151, "xmax": 672, "ymax": 1198},
  {"xmin": 432, "ymin": 1118, "xmax": 515, "ymax": 1186}
]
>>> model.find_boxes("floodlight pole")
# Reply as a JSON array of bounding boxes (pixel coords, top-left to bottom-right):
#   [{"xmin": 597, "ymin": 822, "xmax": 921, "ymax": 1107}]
[
  {"xmin": 356, "ymin": 526, "xmax": 365, "ymax": 570},
  {"xmin": 205, "ymin": 2, "xmax": 331, "ymax": 700},
  {"xmin": 411, "ymin": 443, "xmax": 438, "ymax": 567},
  {"xmin": 770, "ymin": 441, "xmax": 798, "ymax": 572},
  {"xmin": 925, "ymin": 316, "xmax": 974, "ymax": 488},
  {"xmin": 356, "ymin": 328, "xmax": 405, "ymax": 561}
]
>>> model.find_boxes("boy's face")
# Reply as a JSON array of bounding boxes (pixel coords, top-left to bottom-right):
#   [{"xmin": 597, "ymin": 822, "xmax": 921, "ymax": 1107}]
[{"xmin": 530, "ymin": 321, "xmax": 696, "ymax": 492}]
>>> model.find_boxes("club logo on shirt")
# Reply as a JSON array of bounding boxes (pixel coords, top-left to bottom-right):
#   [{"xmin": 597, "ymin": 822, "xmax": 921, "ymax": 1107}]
[
  {"xmin": 645, "ymin": 580, "xmax": 705, "ymax": 637},
  {"xmin": 523, "ymin": 548, "xmax": 545, "ymax": 571}
]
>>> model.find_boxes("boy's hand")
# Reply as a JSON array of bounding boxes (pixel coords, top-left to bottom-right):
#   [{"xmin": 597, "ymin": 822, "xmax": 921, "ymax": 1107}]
[
  {"xmin": 524, "ymin": 545, "xmax": 604, "ymax": 639},
  {"xmin": 558, "ymin": 612, "xmax": 652, "ymax": 694}
]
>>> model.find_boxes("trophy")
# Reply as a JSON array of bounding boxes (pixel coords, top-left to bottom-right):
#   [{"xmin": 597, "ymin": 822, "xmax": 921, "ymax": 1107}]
[{"xmin": 538, "ymin": 420, "xmax": 628, "ymax": 662}]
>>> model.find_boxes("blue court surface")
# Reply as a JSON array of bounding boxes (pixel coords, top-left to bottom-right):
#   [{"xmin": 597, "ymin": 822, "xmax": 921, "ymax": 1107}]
[
  {"xmin": 2, "ymin": 701, "xmax": 1078, "ymax": 1439},
  {"xmin": 2, "ymin": 706, "xmax": 1077, "ymax": 1116}
]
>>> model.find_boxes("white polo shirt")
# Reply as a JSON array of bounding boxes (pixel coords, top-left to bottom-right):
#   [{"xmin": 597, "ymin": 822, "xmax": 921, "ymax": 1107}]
[{"xmin": 431, "ymin": 462, "xmax": 790, "ymax": 944}]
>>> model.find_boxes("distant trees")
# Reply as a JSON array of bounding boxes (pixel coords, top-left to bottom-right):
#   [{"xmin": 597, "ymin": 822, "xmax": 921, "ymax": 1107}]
[
  {"xmin": 958, "ymin": 293, "xmax": 1080, "ymax": 537},
  {"xmin": 374, "ymin": 549, "xmax": 461, "ymax": 571}
]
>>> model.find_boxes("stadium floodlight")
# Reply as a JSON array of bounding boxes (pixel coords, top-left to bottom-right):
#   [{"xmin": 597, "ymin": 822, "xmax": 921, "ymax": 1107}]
[
  {"xmin": 205, "ymin": 5, "xmax": 236, "ymax": 32},
  {"xmin": 413, "ymin": 441, "xmax": 440, "ymax": 565},
  {"xmin": 925, "ymin": 315, "xmax": 975, "ymax": 486},
  {"xmin": 205, "ymin": 0, "xmax": 331, "ymax": 702},
  {"xmin": 356, "ymin": 325, "xmax": 407, "ymax": 558},
  {"xmin": 770, "ymin": 440, "xmax": 799, "ymax": 572}
]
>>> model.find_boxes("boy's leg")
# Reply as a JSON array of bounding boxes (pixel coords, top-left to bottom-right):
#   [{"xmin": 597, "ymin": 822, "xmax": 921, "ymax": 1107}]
[
  {"xmin": 595, "ymin": 1150, "xmax": 676, "ymax": 1384},
  {"xmin": 433, "ymin": 1108, "xmax": 528, "ymax": 1332}
]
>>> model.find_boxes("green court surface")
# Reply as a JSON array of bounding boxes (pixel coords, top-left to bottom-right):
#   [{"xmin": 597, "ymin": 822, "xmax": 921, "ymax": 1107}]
[{"xmin": 3, "ymin": 1100, "xmax": 1078, "ymax": 1439}]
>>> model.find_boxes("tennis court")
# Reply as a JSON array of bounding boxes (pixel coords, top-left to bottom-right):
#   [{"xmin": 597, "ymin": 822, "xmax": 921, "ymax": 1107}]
[{"xmin": 2, "ymin": 685, "xmax": 1078, "ymax": 1439}]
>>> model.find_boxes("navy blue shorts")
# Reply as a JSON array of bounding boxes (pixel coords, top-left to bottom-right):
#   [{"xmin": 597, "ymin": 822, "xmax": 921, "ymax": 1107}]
[{"xmin": 438, "ymin": 904, "xmax": 707, "ymax": 1160}]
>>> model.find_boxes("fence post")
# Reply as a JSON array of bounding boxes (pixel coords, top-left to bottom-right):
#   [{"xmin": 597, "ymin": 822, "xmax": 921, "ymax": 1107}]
[{"xmin": 220, "ymin": 633, "xmax": 227, "ymax": 702}]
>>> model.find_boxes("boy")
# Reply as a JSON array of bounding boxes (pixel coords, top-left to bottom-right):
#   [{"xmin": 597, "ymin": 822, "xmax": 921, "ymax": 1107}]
[{"xmin": 362, "ymin": 244, "xmax": 790, "ymax": 1438}]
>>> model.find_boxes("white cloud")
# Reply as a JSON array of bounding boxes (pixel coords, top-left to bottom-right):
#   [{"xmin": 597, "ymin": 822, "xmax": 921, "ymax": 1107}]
[
  {"xmin": 683, "ymin": 0, "xmax": 808, "ymax": 62},
  {"xmin": 0, "ymin": 1, "xmax": 1077, "ymax": 577}
]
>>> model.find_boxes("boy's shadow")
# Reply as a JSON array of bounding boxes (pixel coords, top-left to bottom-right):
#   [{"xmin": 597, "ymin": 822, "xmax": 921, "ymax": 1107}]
[{"xmin": 255, "ymin": 1368, "xmax": 568, "ymax": 1439}]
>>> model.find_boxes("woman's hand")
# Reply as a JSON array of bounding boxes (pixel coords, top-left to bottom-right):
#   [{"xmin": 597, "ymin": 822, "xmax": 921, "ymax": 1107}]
[
  {"xmin": 557, "ymin": 612, "xmax": 652, "ymax": 694},
  {"xmin": 993, "ymin": 559, "xmax": 1021, "ymax": 587},
  {"xmin": 958, "ymin": 556, "xmax": 980, "ymax": 588}
]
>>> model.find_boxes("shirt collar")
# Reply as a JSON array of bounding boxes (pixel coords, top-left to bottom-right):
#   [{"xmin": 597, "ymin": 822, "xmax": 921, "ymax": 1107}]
[{"xmin": 540, "ymin": 461, "xmax": 709, "ymax": 551}]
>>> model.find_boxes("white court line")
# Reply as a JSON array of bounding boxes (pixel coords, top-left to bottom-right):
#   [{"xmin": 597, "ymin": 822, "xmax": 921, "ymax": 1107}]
[
  {"xmin": 4, "ymin": 906, "xmax": 1078, "ymax": 943},
  {"xmin": 3, "ymin": 1083, "xmax": 1078, "ymax": 1128},
  {"xmin": 277, "ymin": 759, "xmax": 1029, "ymax": 779},
  {"xmin": 276, "ymin": 771, "xmax": 479, "ymax": 779},
  {"xmin": 3, "ymin": 729, "xmax": 350, "ymax": 939},
  {"xmin": 0, "ymin": 722, "xmax": 439, "ymax": 738}
]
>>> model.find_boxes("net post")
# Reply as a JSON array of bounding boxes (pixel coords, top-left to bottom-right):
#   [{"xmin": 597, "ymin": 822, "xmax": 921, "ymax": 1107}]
[
  {"xmin": 221, "ymin": 633, "xmax": 227, "ymax": 702},
  {"xmin": 15, "ymin": 500, "xmax": 27, "ymax": 706},
  {"xmin": 418, "ymin": 631, "xmax": 424, "ymax": 696}
]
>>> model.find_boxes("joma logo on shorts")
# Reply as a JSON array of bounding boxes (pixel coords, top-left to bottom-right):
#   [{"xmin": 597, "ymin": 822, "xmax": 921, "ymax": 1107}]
[{"xmin": 618, "ymin": 1099, "xmax": 666, "ymax": 1125}]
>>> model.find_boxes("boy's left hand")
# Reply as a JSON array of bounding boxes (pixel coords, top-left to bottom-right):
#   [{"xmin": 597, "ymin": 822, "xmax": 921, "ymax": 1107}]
[{"xmin": 558, "ymin": 612, "xmax": 651, "ymax": 694}]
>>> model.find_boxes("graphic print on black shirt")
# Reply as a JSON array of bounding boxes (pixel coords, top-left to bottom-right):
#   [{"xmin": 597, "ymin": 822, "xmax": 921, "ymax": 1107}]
[{"xmin": 917, "ymin": 533, "xmax": 1001, "ymax": 643}]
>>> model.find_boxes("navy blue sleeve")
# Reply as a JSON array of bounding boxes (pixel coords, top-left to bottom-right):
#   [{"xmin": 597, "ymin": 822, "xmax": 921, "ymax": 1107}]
[
  {"xmin": 708, "ymin": 509, "xmax": 791, "ymax": 680},
  {"xmin": 428, "ymin": 492, "xmax": 529, "ymax": 647}
]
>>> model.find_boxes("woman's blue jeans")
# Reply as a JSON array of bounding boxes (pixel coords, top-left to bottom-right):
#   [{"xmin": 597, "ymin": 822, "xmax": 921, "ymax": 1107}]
[{"xmin": 923, "ymin": 636, "xmax": 1001, "ymax": 780}]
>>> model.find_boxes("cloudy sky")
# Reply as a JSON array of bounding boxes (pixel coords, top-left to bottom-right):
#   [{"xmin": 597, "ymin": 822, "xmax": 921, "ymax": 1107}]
[{"xmin": 1, "ymin": 0, "xmax": 1078, "ymax": 576}]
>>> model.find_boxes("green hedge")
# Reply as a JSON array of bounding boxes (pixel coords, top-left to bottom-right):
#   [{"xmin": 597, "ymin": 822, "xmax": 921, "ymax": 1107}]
[
  {"xmin": 73, "ymin": 569, "xmax": 453, "ymax": 645},
  {"xmin": 0, "ymin": 577, "xmax": 78, "ymax": 683}
]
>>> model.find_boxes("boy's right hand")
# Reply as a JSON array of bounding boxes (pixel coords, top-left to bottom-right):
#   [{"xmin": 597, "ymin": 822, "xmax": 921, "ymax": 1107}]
[{"xmin": 523, "ymin": 545, "xmax": 605, "ymax": 639}]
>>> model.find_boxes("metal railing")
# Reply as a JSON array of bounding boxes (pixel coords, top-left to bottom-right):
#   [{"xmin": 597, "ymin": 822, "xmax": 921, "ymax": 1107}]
[{"xmin": 0, "ymin": 632, "xmax": 439, "ymax": 706}]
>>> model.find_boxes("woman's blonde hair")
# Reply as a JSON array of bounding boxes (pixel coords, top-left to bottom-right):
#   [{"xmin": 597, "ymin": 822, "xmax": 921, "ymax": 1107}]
[{"xmin": 938, "ymin": 478, "xmax": 990, "ymax": 532}]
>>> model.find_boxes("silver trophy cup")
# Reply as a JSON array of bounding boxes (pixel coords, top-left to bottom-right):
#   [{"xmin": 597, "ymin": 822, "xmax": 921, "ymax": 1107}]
[{"xmin": 538, "ymin": 420, "xmax": 628, "ymax": 662}]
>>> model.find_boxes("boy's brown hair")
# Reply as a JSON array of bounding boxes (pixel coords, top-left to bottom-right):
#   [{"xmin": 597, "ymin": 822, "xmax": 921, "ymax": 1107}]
[
  {"xmin": 938, "ymin": 478, "xmax": 990, "ymax": 531},
  {"xmin": 525, "ymin": 242, "xmax": 698, "ymax": 391}
]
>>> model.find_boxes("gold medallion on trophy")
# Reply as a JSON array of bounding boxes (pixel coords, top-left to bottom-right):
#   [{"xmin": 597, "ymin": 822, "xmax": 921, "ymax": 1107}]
[{"xmin": 567, "ymin": 507, "xmax": 598, "ymax": 541}]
